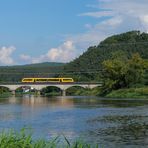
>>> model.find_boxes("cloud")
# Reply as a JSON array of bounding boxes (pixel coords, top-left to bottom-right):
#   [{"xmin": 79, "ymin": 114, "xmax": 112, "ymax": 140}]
[
  {"xmin": 46, "ymin": 40, "xmax": 76, "ymax": 62},
  {"xmin": 70, "ymin": 0, "xmax": 148, "ymax": 49},
  {"xmin": 20, "ymin": 54, "xmax": 31, "ymax": 61},
  {"xmin": 79, "ymin": 10, "xmax": 115, "ymax": 18},
  {"xmin": 20, "ymin": 41, "xmax": 77, "ymax": 63},
  {"xmin": 19, "ymin": 0, "xmax": 148, "ymax": 64},
  {"xmin": 0, "ymin": 46, "xmax": 16, "ymax": 65},
  {"xmin": 93, "ymin": 0, "xmax": 148, "ymax": 32}
]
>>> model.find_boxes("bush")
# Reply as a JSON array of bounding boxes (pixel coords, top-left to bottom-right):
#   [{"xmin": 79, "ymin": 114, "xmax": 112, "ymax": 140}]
[{"xmin": 106, "ymin": 87, "xmax": 148, "ymax": 98}]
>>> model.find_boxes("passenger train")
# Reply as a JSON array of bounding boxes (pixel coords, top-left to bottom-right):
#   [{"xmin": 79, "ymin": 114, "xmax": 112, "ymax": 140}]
[{"xmin": 21, "ymin": 78, "xmax": 74, "ymax": 83}]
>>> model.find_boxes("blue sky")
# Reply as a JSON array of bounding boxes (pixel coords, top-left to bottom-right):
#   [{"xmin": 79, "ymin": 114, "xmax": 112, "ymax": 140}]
[{"xmin": 0, "ymin": 0, "xmax": 148, "ymax": 65}]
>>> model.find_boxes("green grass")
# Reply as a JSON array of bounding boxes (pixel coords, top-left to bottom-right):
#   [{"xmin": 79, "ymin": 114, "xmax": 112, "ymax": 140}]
[
  {"xmin": 66, "ymin": 87, "xmax": 101, "ymax": 96},
  {"xmin": 106, "ymin": 87, "xmax": 148, "ymax": 98},
  {"xmin": 0, "ymin": 129, "xmax": 98, "ymax": 148},
  {"xmin": 43, "ymin": 92, "xmax": 61, "ymax": 96},
  {"xmin": 0, "ymin": 92, "xmax": 12, "ymax": 98}
]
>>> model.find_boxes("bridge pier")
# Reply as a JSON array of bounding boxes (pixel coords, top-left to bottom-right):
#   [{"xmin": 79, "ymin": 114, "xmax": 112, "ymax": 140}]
[
  {"xmin": 36, "ymin": 90, "xmax": 41, "ymax": 96},
  {"xmin": 62, "ymin": 89, "xmax": 66, "ymax": 96},
  {"xmin": 11, "ymin": 90, "xmax": 15, "ymax": 95}
]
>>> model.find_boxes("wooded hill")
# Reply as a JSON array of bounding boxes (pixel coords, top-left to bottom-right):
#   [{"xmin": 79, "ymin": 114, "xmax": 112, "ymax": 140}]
[
  {"xmin": 63, "ymin": 31, "xmax": 148, "ymax": 82},
  {"xmin": 0, "ymin": 31, "xmax": 148, "ymax": 83},
  {"xmin": 0, "ymin": 62, "xmax": 65, "ymax": 82},
  {"xmin": 64, "ymin": 31, "xmax": 148, "ymax": 71}
]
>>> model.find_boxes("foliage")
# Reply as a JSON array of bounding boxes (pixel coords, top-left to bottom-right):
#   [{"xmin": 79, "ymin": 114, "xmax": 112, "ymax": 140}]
[
  {"xmin": 66, "ymin": 86, "xmax": 101, "ymax": 96},
  {"xmin": 0, "ymin": 62, "xmax": 65, "ymax": 82},
  {"xmin": 126, "ymin": 53, "xmax": 147, "ymax": 86},
  {"xmin": 0, "ymin": 129, "xmax": 98, "ymax": 148},
  {"xmin": 0, "ymin": 87, "xmax": 10, "ymax": 94},
  {"xmin": 63, "ymin": 31, "xmax": 148, "ymax": 82},
  {"xmin": 101, "ymin": 52, "xmax": 147, "ymax": 95},
  {"xmin": 41, "ymin": 87, "xmax": 61, "ymax": 96},
  {"xmin": 0, "ymin": 92, "xmax": 11, "ymax": 98},
  {"xmin": 106, "ymin": 87, "xmax": 148, "ymax": 99}
]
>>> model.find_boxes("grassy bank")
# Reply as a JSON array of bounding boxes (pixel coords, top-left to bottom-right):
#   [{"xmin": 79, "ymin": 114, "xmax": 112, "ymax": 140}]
[
  {"xmin": 1, "ymin": 87, "xmax": 148, "ymax": 99},
  {"xmin": 66, "ymin": 86, "xmax": 148, "ymax": 99},
  {"xmin": 0, "ymin": 92, "xmax": 12, "ymax": 98},
  {"xmin": 66, "ymin": 87, "xmax": 101, "ymax": 96},
  {"xmin": 0, "ymin": 129, "xmax": 97, "ymax": 148},
  {"xmin": 42, "ymin": 92, "xmax": 61, "ymax": 96},
  {"xmin": 106, "ymin": 87, "xmax": 148, "ymax": 98}
]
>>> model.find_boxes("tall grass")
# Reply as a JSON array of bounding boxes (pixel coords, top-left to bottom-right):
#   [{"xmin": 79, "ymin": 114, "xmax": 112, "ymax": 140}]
[{"xmin": 0, "ymin": 129, "xmax": 98, "ymax": 148}]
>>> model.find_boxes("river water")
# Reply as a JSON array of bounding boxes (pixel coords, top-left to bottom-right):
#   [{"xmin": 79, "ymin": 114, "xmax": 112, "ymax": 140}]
[{"xmin": 0, "ymin": 95, "xmax": 148, "ymax": 147}]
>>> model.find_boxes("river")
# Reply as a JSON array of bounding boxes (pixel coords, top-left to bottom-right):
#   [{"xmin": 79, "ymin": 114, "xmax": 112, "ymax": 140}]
[{"xmin": 0, "ymin": 95, "xmax": 148, "ymax": 147}]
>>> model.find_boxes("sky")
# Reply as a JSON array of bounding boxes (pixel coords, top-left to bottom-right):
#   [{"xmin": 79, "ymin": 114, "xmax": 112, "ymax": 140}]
[{"xmin": 0, "ymin": 0, "xmax": 148, "ymax": 66}]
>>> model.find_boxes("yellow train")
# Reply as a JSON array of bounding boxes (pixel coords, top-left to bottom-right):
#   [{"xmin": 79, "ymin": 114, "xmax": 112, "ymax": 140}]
[{"xmin": 22, "ymin": 78, "xmax": 74, "ymax": 83}]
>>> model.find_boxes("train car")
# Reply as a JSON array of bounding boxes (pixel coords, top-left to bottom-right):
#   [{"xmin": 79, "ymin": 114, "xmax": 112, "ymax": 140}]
[{"xmin": 21, "ymin": 78, "xmax": 74, "ymax": 83}]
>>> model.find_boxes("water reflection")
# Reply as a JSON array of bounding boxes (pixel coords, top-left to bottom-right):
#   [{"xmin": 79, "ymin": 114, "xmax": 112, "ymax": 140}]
[
  {"xmin": 7, "ymin": 95, "xmax": 75, "ymax": 108},
  {"xmin": 1, "ymin": 95, "xmax": 148, "ymax": 147},
  {"xmin": 1, "ymin": 95, "xmax": 148, "ymax": 108}
]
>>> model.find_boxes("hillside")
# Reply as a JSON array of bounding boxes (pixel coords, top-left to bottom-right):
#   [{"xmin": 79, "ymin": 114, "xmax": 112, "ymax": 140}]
[
  {"xmin": 0, "ymin": 31, "xmax": 148, "ymax": 83},
  {"xmin": 63, "ymin": 31, "xmax": 148, "ymax": 81},
  {"xmin": 0, "ymin": 62, "xmax": 65, "ymax": 82},
  {"xmin": 64, "ymin": 31, "xmax": 148, "ymax": 71}
]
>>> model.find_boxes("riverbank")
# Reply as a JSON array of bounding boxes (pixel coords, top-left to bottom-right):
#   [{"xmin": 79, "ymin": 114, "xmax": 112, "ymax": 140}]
[
  {"xmin": 0, "ymin": 87, "xmax": 148, "ymax": 99},
  {"xmin": 106, "ymin": 87, "xmax": 148, "ymax": 99},
  {"xmin": 66, "ymin": 87, "xmax": 101, "ymax": 96},
  {"xmin": 0, "ymin": 129, "xmax": 97, "ymax": 148},
  {"xmin": 0, "ymin": 92, "xmax": 36, "ymax": 98},
  {"xmin": 66, "ymin": 86, "xmax": 148, "ymax": 99},
  {"xmin": 0, "ymin": 92, "xmax": 12, "ymax": 98}
]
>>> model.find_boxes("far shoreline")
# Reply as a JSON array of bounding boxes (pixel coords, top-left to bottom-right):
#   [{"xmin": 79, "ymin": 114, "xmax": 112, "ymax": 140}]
[{"xmin": 0, "ymin": 86, "xmax": 148, "ymax": 99}]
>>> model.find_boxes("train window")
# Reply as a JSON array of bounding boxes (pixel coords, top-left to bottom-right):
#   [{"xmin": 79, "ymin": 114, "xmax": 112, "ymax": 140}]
[
  {"xmin": 47, "ymin": 79, "xmax": 60, "ymax": 82},
  {"xmin": 63, "ymin": 79, "xmax": 73, "ymax": 81},
  {"xmin": 23, "ymin": 79, "xmax": 33, "ymax": 81},
  {"xmin": 36, "ymin": 79, "xmax": 47, "ymax": 81}
]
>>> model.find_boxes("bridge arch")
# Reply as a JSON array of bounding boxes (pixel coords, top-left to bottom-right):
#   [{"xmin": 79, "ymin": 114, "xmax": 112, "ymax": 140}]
[
  {"xmin": 0, "ymin": 86, "xmax": 11, "ymax": 92},
  {"xmin": 65, "ymin": 85, "xmax": 89, "ymax": 96},
  {"xmin": 15, "ymin": 85, "xmax": 37, "ymax": 94},
  {"xmin": 0, "ymin": 85, "xmax": 17, "ymax": 91},
  {"xmin": 40, "ymin": 86, "xmax": 62, "ymax": 96},
  {"xmin": 40, "ymin": 85, "xmax": 62, "ymax": 91},
  {"xmin": 66, "ymin": 85, "xmax": 87, "ymax": 90},
  {"xmin": 0, "ymin": 85, "xmax": 10, "ymax": 90}
]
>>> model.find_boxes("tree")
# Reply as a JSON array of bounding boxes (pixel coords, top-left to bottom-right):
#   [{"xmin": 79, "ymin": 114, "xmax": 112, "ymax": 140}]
[
  {"xmin": 101, "ymin": 51, "xmax": 147, "ymax": 95},
  {"xmin": 125, "ymin": 53, "xmax": 147, "ymax": 87}
]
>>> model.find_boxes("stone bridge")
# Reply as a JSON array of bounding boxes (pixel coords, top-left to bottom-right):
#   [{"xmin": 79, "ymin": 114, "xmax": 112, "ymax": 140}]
[{"xmin": 0, "ymin": 83, "xmax": 102, "ymax": 96}]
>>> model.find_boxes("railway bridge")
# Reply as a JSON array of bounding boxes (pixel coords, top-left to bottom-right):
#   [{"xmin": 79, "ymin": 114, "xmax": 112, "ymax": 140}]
[{"xmin": 0, "ymin": 82, "xmax": 102, "ymax": 96}]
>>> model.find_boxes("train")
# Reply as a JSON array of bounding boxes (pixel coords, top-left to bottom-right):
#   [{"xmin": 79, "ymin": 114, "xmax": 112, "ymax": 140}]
[{"xmin": 21, "ymin": 78, "xmax": 74, "ymax": 83}]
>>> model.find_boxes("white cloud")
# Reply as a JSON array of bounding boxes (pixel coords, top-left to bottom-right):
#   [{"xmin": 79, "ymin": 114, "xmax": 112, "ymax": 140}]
[
  {"xmin": 71, "ymin": 0, "xmax": 148, "ymax": 49},
  {"xmin": 79, "ymin": 11, "xmax": 115, "ymax": 18},
  {"xmin": 94, "ymin": 0, "xmax": 148, "ymax": 32},
  {"xmin": 46, "ymin": 40, "xmax": 76, "ymax": 62},
  {"xmin": 20, "ymin": 41, "xmax": 77, "ymax": 64},
  {"xmin": 20, "ymin": 54, "xmax": 31, "ymax": 61},
  {"xmin": 20, "ymin": 0, "xmax": 148, "ymax": 64},
  {"xmin": 101, "ymin": 16, "xmax": 122, "ymax": 26},
  {"xmin": 0, "ymin": 46, "xmax": 16, "ymax": 65}
]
